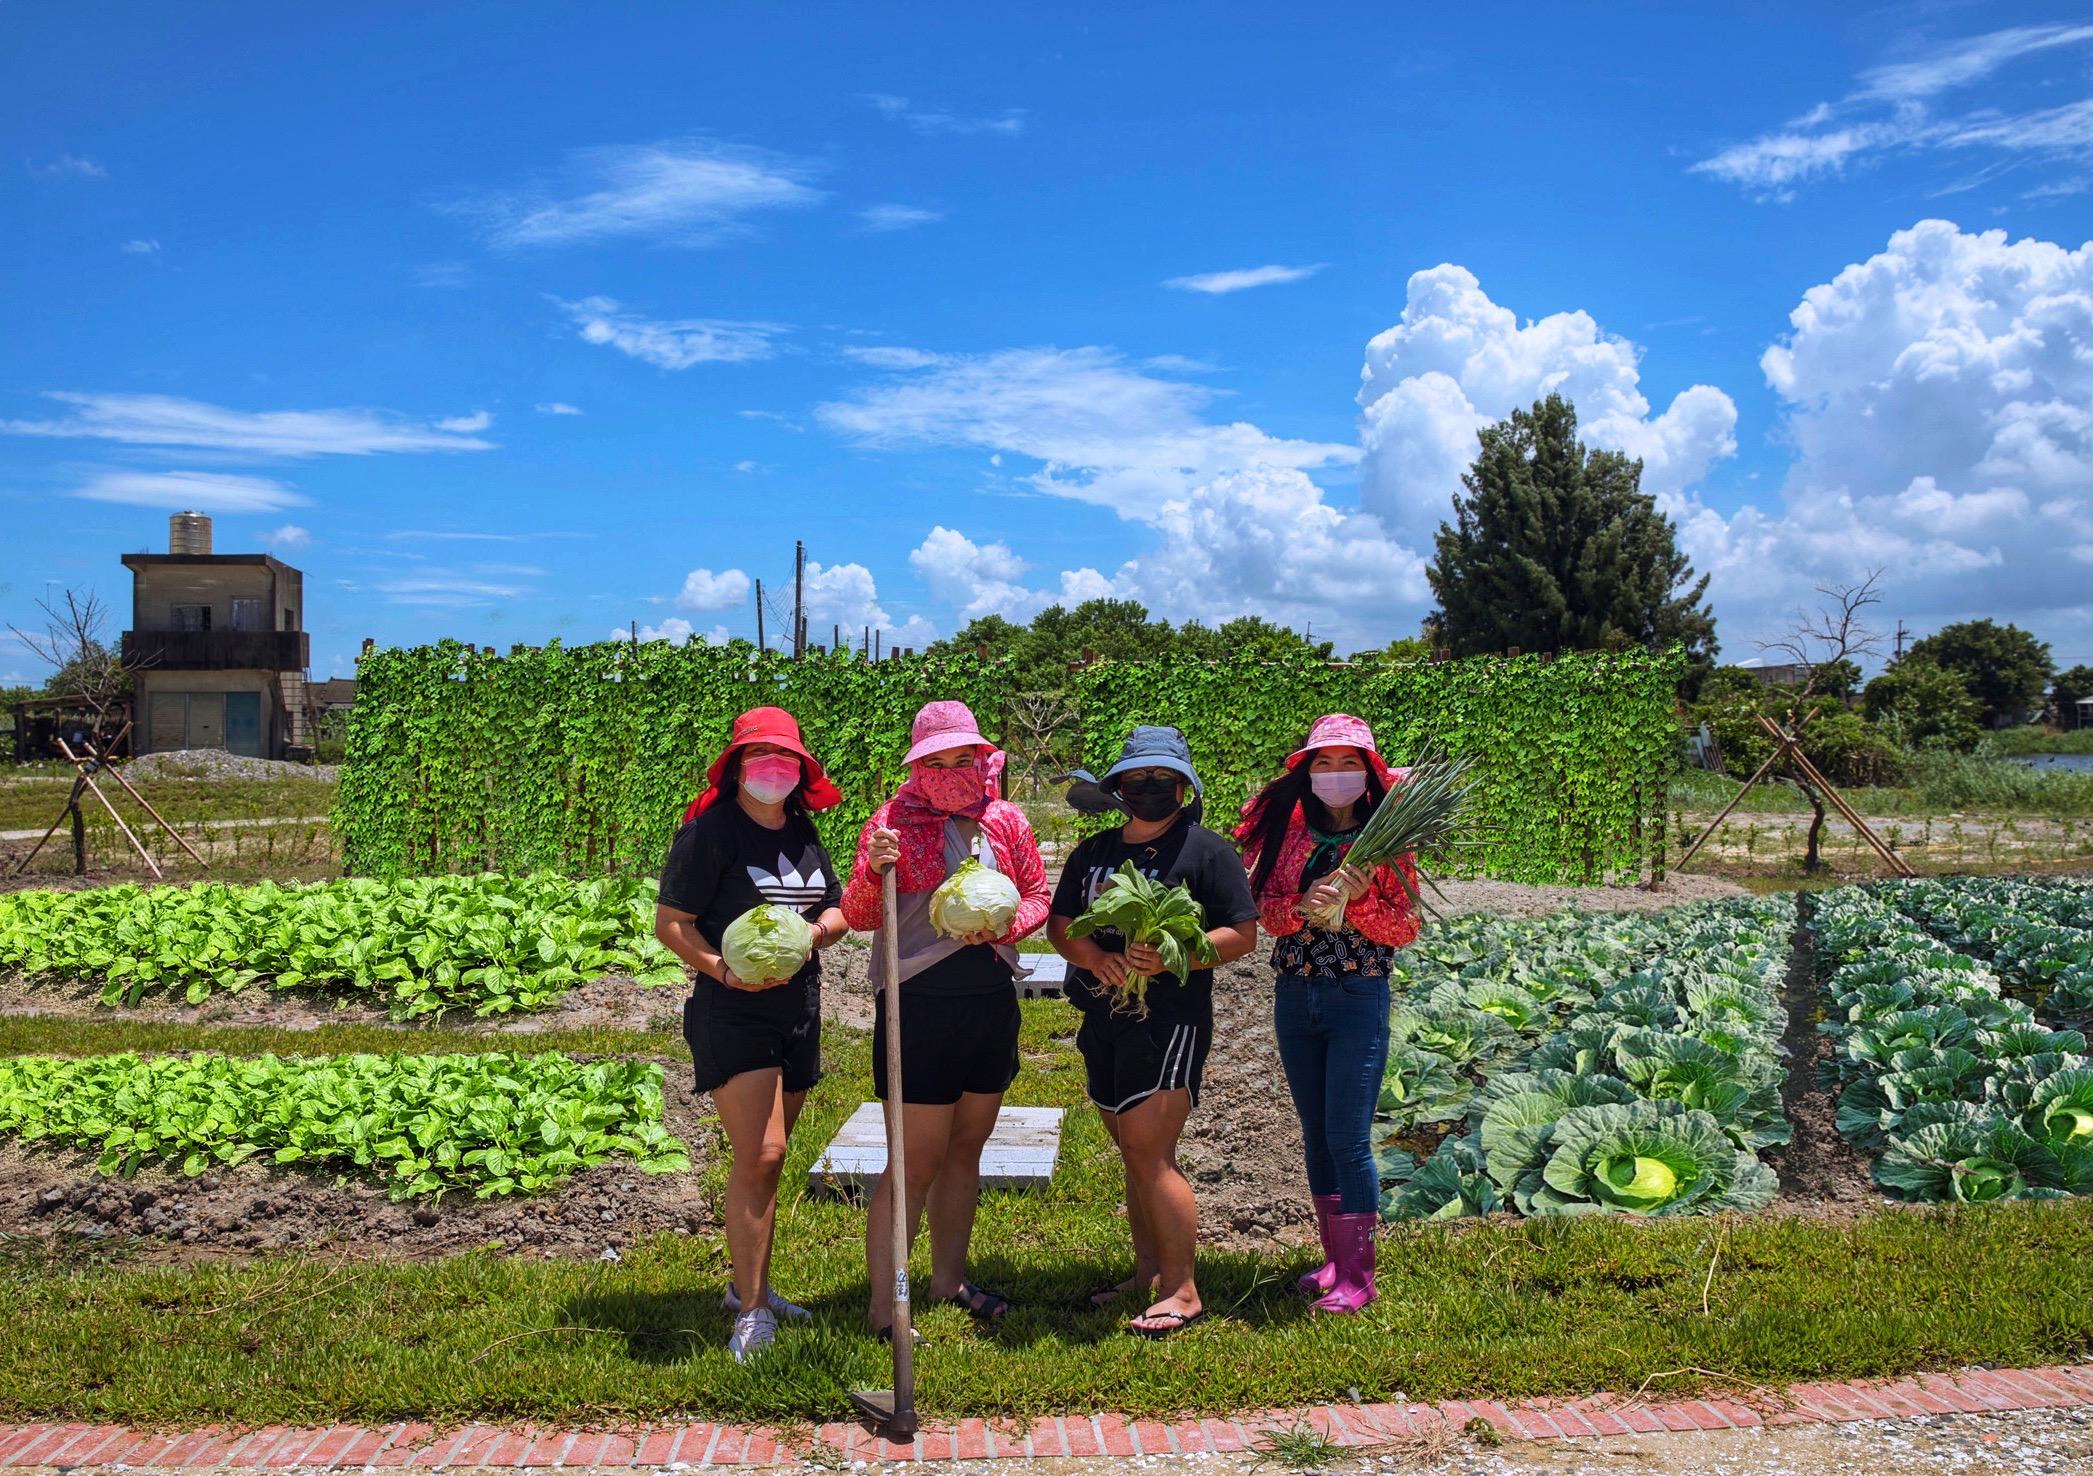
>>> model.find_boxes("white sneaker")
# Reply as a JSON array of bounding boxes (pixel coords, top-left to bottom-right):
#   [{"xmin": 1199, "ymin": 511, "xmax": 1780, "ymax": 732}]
[
  {"xmin": 728, "ymin": 1306, "xmax": 777, "ymax": 1363},
  {"xmin": 722, "ymin": 1284, "xmax": 812, "ymax": 1322}
]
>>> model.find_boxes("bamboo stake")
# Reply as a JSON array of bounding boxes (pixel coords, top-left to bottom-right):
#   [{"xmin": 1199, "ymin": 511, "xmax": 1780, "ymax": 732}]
[
  {"xmin": 7, "ymin": 776, "xmax": 86, "ymax": 876},
  {"xmin": 83, "ymin": 734, "xmax": 210, "ymax": 869},
  {"xmin": 1674, "ymin": 746, "xmax": 1786, "ymax": 872},
  {"xmin": 1767, "ymin": 725, "xmax": 1916, "ymax": 878},
  {"xmin": 57, "ymin": 738, "xmax": 162, "ymax": 879}
]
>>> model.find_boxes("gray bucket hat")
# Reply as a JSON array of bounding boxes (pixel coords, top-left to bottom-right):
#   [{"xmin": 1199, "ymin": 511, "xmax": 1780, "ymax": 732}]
[{"xmin": 1062, "ymin": 725, "xmax": 1203, "ymax": 817}]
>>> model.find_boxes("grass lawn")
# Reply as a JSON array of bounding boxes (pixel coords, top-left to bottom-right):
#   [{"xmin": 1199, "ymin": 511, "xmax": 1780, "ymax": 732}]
[
  {"xmin": 0, "ymin": 776, "xmax": 337, "ymax": 833},
  {"xmin": 5, "ymin": 1003, "xmax": 2093, "ymax": 1426}
]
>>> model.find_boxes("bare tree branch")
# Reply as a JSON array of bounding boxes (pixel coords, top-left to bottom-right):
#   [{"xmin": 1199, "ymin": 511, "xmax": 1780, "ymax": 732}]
[
  {"xmin": 1754, "ymin": 569, "xmax": 1886, "ymax": 701},
  {"xmin": 7, "ymin": 588, "xmax": 145, "ymax": 718}
]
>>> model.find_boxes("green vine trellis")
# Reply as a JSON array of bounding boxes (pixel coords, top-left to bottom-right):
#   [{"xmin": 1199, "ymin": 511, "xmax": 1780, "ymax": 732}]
[{"xmin": 337, "ymin": 641, "xmax": 1682, "ymax": 885}]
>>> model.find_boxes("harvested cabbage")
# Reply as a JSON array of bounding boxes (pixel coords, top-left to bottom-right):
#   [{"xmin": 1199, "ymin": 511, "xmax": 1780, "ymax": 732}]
[
  {"xmin": 929, "ymin": 859, "xmax": 1020, "ymax": 939},
  {"xmin": 721, "ymin": 904, "xmax": 815, "ymax": 987}
]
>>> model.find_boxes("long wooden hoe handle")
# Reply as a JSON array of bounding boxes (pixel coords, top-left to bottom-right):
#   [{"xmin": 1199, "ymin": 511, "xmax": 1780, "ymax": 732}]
[{"xmin": 879, "ymin": 866, "xmax": 917, "ymax": 1432}]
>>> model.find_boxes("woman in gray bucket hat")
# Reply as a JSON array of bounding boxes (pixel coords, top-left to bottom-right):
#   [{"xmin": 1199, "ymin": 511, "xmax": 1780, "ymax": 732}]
[{"xmin": 1048, "ymin": 726, "xmax": 1261, "ymax": 1338}]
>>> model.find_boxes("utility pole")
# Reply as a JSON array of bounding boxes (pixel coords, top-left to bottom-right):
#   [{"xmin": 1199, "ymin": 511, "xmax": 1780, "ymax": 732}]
[
  {"xmin": 630, "ymin": 620, "xmax": 638, "ymax": 648},
  {"xmin": 792, "ymin": 540, "xmax": 806, "ymax": 659},
  {"xmin": 833, "ymin": 623, "xmax": 841, "ymax": 653},
  {"xmin": 875, "ymin": 629, "xmax": 882, "ymax": 662},
  {"xmin": 863, "ymin": 625, "xmax": 870, "ymax": 658},
  {"xmin": 1893, "ymin": 621, "xmax": 1909, "ymax": 660},
  {"xmin": 755, "ymin": 579, "xmax": 766, "ymax": 654}
]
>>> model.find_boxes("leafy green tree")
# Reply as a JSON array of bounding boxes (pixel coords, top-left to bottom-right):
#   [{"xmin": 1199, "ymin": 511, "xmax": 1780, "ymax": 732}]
[
  {"xmin": 1862, "ymin": 658, "xmax": 1984, "ymax": 752},
  {"xmin": 2049, "ymin": 664, "xmax": 2093, "ymax": 724},
  {"xmin": 1428, "ymin": 394, "xmax": 1718, "ymax": 683},
  {"xmin": 1179, "ymin": 616, "xmax": 1333, "ymax": 664},
  {"xmin": 1903, "ymin": 619, "xmax": 2053, "ymax": 729}
]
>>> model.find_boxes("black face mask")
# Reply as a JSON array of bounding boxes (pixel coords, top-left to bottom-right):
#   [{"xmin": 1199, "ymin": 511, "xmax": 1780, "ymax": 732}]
[{"xmin": 1117, "ymin": 775, "xmax": 1182, "ymax": 823}]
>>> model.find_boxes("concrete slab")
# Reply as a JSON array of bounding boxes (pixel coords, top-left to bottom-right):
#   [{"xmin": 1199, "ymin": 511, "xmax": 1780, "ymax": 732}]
[
  {"xmin": 1017, "ymin": 953, "xmax": 1067, "ymax": 997},
  {"xmin": 810, "ymin": 1104, "xmax": 1064, "ymax": 1194}
]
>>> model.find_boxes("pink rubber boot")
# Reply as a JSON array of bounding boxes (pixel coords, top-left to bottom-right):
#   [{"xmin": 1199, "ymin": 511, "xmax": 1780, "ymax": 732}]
[
  {"xmin": 1297, "ymin": 1194, "xmax": 1342, "ymax": 1296},
  {"xmin": 1311, "ymin": 1213, "xmax": 1379, "ymax": 1314}
]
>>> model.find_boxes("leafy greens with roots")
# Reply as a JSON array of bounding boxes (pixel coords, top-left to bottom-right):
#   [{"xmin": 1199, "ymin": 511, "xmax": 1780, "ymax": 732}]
[{"xmin": 1065, "ymin": 861, "xmax": 1219, "ymax": 1016}]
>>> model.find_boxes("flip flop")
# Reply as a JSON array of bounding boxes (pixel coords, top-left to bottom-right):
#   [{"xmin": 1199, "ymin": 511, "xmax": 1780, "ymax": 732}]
[
  {"xmin": 1081, "ymin": 1280, "xmax": 1153, "ymax": 1310},
  {"xmin": 873, "ymin": 1324, "xmax": 926, "ymax": 1346},
  {"xmin": 943, "ymin": 1281, "xmax": 1012, "ymax": 1323},
  {"xmin": 1127, "ymin": 1307, "xmax": 1206, "ymax": 1340}
]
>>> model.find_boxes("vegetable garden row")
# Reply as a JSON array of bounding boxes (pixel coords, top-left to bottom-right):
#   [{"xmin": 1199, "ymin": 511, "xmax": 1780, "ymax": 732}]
[{"xmin": 0, "ymin": 873, "xmax": 2090, "ymax": 1214}]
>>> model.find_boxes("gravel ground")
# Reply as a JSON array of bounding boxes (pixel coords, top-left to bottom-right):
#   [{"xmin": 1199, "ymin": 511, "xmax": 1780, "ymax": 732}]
[{"xmin": 123, "ymin": 749, "xmax": 339, "ymax": 783}]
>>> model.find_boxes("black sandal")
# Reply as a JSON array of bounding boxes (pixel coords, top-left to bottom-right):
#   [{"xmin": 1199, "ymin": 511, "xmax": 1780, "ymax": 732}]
[
  {"xmin": 944, "ymin": 1281, "xmax": 1012, "ymax": 1323},
  {"xmin": 873, "ymin": 1324, "xmax": 926, "ymax": 1346},
  {"xmin": 1128, "ymin": 1307, "xmax": 1206, "ymax": 1340}
]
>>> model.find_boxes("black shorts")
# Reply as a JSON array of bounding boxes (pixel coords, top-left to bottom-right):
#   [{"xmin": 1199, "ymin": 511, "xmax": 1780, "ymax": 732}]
[
  {"xmin": 684, "ymin": 974, "xmax": 821, "ymax": 1096},
  {"xmin": 872, "ymin": 987, "xmax": 1021, "ymax": 1106},
  {"xmin": 1077, "ymin": 1008, "xmax": 1212, "ymax": 1115}
]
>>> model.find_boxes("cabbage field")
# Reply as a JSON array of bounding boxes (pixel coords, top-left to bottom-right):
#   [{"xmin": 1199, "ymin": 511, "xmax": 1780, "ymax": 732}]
[
  {"xmin": 1376, "ymin": 897, "xmax": 1793, "ymax": 1219},
  {"xmin": 0, "ymin": 873, "xmax": 682, "ymax": 1017}
]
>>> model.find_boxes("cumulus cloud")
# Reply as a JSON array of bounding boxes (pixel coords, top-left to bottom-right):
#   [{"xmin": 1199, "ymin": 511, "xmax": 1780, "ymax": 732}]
[
  {"xmin": 4, "ymin": 392, "xmax": 495, "ymax": 457},
  {"xmin": 675, "ymin": 567, "xmax": 751, "ymax": 610},
  {"xmin": 817, "ymin": 345, "xmax": 1356, "ymax": 515},
  {"xmin": 435, "ymin": 411, "xmax": 493, "ymax": 433},
  {"xmin": 558, "ymin": 296, "xmax": 786, "ymax": 369},
  {"xmin": 32, "ymin": 154, "xmax": 104, "ymax": 180},
  {"xmin": 615, "ymin": 617, "xmax": 731, "ymax": 645},
  {"xmin": 1355, "ymin": 264, "xmax": 1738, "ymax": 538},
  {"xmin": 907, "ymin": 526, "xmax": 1109, "ymax": 622},
  {"xmin": 798, "ymin": 560, "xmax": 937, "ymax": 649},
  {"xmin": 1680, "ymin": 219, "xmax": 2093, "ymax": 653},
  {"xmin": 262, "ymin": 523, "xmax": 311, "ymax": 550},
  {"xmin": 71, "ymin": 470, "xmax": 309, "ymax": 513},
  {"xmin": 455, "ymin": 138, "xmax": 822, "ymax": 248},
  {"xmin": 1164, "ymin": 263, "xmax": 1325, "ymax": 295}
]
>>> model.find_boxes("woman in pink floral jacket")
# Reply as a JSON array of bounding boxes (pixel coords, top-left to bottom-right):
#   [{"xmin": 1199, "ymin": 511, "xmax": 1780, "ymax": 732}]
[
  {"xmin": 1237, "ymin": 714, "xmax": 1419, "ymax": 1315},
  {"xmin": 839, "ymin": 700, "xmax": 1050, "ymax": 1338}
]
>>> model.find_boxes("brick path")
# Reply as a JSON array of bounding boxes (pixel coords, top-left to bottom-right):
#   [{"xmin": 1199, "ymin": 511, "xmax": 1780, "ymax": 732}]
[{"xmin": 2, "ymin": 1366, "xmax": 2089, "ymax": 1468}]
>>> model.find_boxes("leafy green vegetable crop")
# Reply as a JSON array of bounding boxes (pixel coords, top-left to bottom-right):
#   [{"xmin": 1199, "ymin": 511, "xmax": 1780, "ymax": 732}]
[
  {"xmin": 0, "ymin": 873, "xmax": 683, "ymax": 1017},
  {"xmin": 0, "ymin": 1050, "xmax": 688, "ymax": 1199},
  {"xmin": 1378, "ymin": 896, "xmax": 1793, "ymax": 1221},
  {"xmin": 1064, "ymin": 861, "xmax": 1220, "ymax": 1014}
]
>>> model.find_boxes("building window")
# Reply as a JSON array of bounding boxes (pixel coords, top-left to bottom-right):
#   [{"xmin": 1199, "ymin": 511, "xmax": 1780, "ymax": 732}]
[
  {"xmin": 171, "ymin": 604, "xmax": 211, "ymax": 632},
  {"xmin": 231, "ymin": 597, "xmax": 266, "ymax": 632},
  {"xmin": 282, "ymin": 607, "xmax": 298, "ymax": 631}
]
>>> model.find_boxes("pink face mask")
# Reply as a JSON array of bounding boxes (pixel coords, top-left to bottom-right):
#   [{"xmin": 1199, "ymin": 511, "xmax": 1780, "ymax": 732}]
[
  {"xmin": 741, "ymin": 754, "xmax": 802, "ymax": 805},
  {"xmin": 1310, "ymin": 769, "xmax": 1369, "ymax": 808},
  {"xmin": 916, "ymin": 761, "xmax": 985, "ymax": 813}
]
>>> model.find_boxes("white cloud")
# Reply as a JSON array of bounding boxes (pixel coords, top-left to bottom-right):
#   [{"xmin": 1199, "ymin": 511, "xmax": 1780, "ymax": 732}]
[
  {"xmin": 817, "ymin": 345, "xmax": 1355, "ymax": 515},
  {"xmin": 558, "ymin": 296, "xmax": 785, "ymax": 369},
  {"xmin": 1694, "ymin": 24, "xmax": 2093, "ymax": 200},
  {"xmin": 1355, "ymin": 264, "xmax": 1737, "ymax": 539},
  {"xmin": 456, "ymin": 138, "xmax": 822, "ymax": 249},
  {"xmin": 121, "ymin": 239, "xmax": 159, "ymax": 255},
  {"xmin": 675, "ymin": 567, "xmax": 752, "ymax": 610},
  {"xmin": 262, "ymin": 523, "xmax": 311, "ymax": 550},
  {"xmin": 32, "ymin": 154, "xmax": 104, "ymax": 179},
  {"xmin": 535, "ymin": 401, "xmax": 584, "ymax": 416},
  {"xmin": 3, "ymin": 392, "xmax": 496, "ymax": 457},
  {"xmin": 737, "ymin": 409, "xmax": 804, "ymax": 431},
  {"xmin": 1164, "ymin": 263, "xmax": 1326, "ymax": 295},
  {"xmin": 435, "ymin": 411, "xmax": 493, "ymax": 433},
  {"xmin": 801, "ymin": 559, "xmax": 938, "ymax": 649},
  {"xmin": 71, "ymin": 470, "xmax": 309, "ymax": 513},
  {"xmin": 733, "ymin": 459, "xmax": 758, "ymax": 473},
  {"xmin": 859, "ymin": 204, "xmax": 942, "ymax": 232},
  {"xmin": 379, "ymin": 576, "xmax": 528, "ymax": 607},
  {"xmin": 907, "ymin": 526, "xmax": 1109, "ymax": 623},
  {"xmin": 616, "ymin": 617, "xmax": 732, "ymax": 645},
  {"xmin": 862, "ymin": 95, "xmax": 1025, "ymax": 136},
  {"xmin": 1676, "ymin": 219, "xmax": 2093, "ymax": 655}
]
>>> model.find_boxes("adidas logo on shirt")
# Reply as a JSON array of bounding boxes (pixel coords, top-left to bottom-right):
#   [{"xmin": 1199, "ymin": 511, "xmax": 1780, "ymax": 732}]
[{"xmin": 748, "ymin": 855, "xmax": 827, "ymax": 907}]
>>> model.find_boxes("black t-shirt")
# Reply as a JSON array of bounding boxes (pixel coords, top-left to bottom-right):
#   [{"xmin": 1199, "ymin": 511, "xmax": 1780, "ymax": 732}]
[
  {"xmin": 657, "ymin": 801, "xmax": 841, "ymax": 994},
  {"xmin": 1051, "ymin": 814, "xmax": 1260, "ymax": 1019}
]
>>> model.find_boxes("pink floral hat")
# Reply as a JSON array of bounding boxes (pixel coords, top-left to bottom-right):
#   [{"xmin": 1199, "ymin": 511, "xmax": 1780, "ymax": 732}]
[
  {"xmin": 1285, "ymin": 713, "xmax": 1403, "ymax": 785},
  {"xmin": 903, "ymin": 700, "xmax": 990, "ymax": 764}
]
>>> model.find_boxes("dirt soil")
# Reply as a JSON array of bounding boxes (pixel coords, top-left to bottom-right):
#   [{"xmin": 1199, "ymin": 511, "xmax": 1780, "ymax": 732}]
[{"xmin": 0, "ymin": 871, "xmax": 1883, "ymax": 1262}]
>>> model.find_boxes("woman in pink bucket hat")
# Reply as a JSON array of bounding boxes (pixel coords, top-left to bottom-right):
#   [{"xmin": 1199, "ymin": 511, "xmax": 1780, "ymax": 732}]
[
  {"xmin": 1236, "ymin": 714, "xmax": 1421, "ymax": 1315},
  {"xmin": 838, "ymin": 699, "xmax": 1051, "ymax": 1337}
]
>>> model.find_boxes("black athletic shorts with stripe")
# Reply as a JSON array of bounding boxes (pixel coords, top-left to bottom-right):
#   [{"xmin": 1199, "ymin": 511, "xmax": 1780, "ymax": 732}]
[{"xmin": 1076, "ymin": 1005, "xmax": 1212, "ymax": 1116}]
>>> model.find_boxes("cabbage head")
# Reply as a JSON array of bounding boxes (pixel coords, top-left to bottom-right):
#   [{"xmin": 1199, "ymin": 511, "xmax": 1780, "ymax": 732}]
[
  {"xmin": 1876, "ymin": 1115, "xmax": 2065, "ymax": 1204},
  {"xmin": 1376, "ymin": 1045, "xmax": 1471, "ymax": 1126},
  {"xmin": 1521, "ymin": 1101, "xmax": 1760, "ymax": 1216},
  {"xmin": 928, "ymin": 859, "xmax": 1020, "ymax": 939},
  {"xmin": 2025, "ymin": 1067, "xmax": 2093, "ymax": 1152},
  {"xmin": 1384, "ymin": 1134, "xmax": 1500, "ymax": 1222},
  {"xmin": 721, "ymin": 904, "xmax": 815, "ymax": 987}
]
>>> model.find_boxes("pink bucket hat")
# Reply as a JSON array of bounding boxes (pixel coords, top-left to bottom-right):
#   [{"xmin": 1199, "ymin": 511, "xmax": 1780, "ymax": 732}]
[
  {"xmin": 903, "ymin": 700, "xmax": 990, "ymax": 764},
  {"xmin": 1285, "ymin": 713, "xmax": 1403, "ymax": 785}
]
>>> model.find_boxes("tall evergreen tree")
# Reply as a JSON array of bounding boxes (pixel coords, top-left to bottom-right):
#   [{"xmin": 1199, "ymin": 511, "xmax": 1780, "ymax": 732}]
[{"xmin": 1427, "ymin": 395, "xmax": 1718, "ymax": 681}]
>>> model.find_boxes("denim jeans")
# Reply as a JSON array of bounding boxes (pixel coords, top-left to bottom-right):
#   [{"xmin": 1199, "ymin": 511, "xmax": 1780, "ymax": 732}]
[{"xmin": 1273, "ymin": 974, "xmax": 1392, "ymax": 1215}]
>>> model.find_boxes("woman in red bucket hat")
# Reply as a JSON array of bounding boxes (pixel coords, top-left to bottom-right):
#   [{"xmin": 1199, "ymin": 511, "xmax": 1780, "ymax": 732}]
[
  {"xmin": 838, "ymin": 700, "xmax": 1051, "ymax": 1339},
  {"xmin": 653, "ymin": 707, "xmax": 849, "ymax": 1362},
  {"xmin": 1236, "ymin": 714, "xmax": 1420, "ymax": 1317}
]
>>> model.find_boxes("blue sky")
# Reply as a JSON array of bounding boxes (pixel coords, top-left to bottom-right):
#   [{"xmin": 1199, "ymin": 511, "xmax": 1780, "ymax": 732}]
[{"xmin": 6, "ymin": 1, "xmax": 2093, "ymax": 681}]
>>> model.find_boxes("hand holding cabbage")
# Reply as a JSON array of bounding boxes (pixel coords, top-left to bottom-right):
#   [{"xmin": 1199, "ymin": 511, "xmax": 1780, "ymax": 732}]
[
  {"xmin": 929, "ymin": 858, "xmax": 1021, "ymax": 942},
  {"xmin": 720, "ymin": 904, "xmax": 816, "ymax": 989}
]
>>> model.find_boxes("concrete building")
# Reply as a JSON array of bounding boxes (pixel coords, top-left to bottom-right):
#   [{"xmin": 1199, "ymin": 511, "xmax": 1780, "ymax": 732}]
[{"xmin": 120, "ymin": 513, "xmax": 310, "ymax": 759}]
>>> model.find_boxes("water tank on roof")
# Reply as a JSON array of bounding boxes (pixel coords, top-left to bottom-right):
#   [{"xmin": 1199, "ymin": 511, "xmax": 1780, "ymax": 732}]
[{"xmin": 169, "ymin": 511, "xmax": 213, "ymax": 555}]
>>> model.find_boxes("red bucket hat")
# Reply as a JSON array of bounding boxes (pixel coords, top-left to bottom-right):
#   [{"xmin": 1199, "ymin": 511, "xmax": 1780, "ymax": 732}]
[
  {"xmin": 683, "ymin": 706, "xmax": 843, "ymax": 821},
  {"xmin": 1284, "ymin": 713, "xmax": 1403, "ymax": 787}
]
